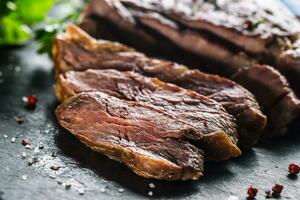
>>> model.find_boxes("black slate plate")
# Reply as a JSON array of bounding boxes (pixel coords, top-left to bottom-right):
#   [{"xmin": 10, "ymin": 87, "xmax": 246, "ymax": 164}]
[{"xmin": 0, "ymin": 43, "xmax": 300, "ymax": 200}]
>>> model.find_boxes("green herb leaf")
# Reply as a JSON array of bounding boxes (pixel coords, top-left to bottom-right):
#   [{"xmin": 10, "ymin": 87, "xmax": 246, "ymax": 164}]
[{"xmin": 0, "ymin": 0, "xmax": 56, "ymax": 45}]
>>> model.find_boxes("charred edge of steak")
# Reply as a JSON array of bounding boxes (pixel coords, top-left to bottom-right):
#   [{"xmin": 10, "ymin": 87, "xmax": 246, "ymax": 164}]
[
  {"xmin": 233, "ymin": 64, "xmax": 300, "ymax": 138},
  {"xmin": 55, "ymin": 69, "xmax": 242, "ymax": 161},
  {"xmin": 53, "ymin": 24, "xmax": 266, "ymax": 150},
  {"xmin": 55, "ymin": 92, "xmax": 204, "ymax": 180}
]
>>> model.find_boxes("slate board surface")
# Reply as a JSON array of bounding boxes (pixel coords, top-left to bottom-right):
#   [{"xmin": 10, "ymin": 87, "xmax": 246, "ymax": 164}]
[{"xmin": 0, "ymin": 43, "xmax": 300, "ymax": 200}]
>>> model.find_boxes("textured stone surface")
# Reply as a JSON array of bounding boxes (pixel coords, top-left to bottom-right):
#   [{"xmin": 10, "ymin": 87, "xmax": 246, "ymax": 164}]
[{"xmin": 0, "ymin": 44, "xmax": 300, "ymax": 200}]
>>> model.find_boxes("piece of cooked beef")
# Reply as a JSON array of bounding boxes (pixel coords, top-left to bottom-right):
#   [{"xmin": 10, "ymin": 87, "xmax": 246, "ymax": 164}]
[
  {"xmin": 119, "ymin": 0, "xmax": 300, "ymax": 54},
  {"xmin": 82, "ymin": 0, "xmax": 300, "ymax": 95},
  {"xmin": 56, "ymin": 69, "xmax": 241, "ymax": 161},
  {"xmin": 53, "ymin": 24, "xmax": 266, "ymax": 149},
  {"xmin": 233, "ymin": 64, "xmax": 300, "ymax": 138},
  {"xmin": 56, "ymin": 92, "xmax": 204, "ymax": 180},
  {"xmin": 277, "ymin": 39, "xmax": 300, "ymax": 96},
  {"xmin": 79, "ymin": 0, "xmax": 300, "ymax": 137}
]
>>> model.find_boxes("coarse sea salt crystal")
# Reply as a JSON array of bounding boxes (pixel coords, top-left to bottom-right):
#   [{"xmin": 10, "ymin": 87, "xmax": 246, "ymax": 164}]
[
  {"xmin": 149, "ymin": 183, "xmax": 155, "ymax": 188},
  {"xmin": 22, "ymin": 152, "xmax": 26, "ymax": 159},
  {"xmin": 78, "ymin": 188, "xmax": 85, "ymax": 195},
  {"xmin": 148, "ymin": 191, "xmax": 153, "ymax": 196},
  {"xmin": 118, "ymin": 188, "xmax": 124, "ymax": 193},
  {"xmin": 21, "ymin": 175, "xmax": 27, "ymax": 180},
  {"xmin": 228, "ymin": 195, "xmax": 239, "ymax": 200}
]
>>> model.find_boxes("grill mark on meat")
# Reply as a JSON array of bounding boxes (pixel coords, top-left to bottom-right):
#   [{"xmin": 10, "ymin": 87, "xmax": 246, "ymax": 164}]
[
  {"xmin": 53, "ymin": 24, "xmax": 266, "ymax": 149},
  {"xmin": 56, "ymin": 92, "xmax": 204, "ymax": 180}
]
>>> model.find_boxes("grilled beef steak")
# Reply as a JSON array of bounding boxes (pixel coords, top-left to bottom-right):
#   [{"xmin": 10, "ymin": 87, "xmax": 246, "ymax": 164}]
[
  {"xmin": 56, "ymin": 92, "xmax": 204, "ymax": 180},
  {"xmin": 53, "ymin": 25, "xmax": 266, "ymax": 149},
  {"xmin": 56, "ymin": 69, "xmax": 241, "ymax": 160},
  {"xmin": 79, "ymin": 0, "xmax": 300, "ymax": 137}
]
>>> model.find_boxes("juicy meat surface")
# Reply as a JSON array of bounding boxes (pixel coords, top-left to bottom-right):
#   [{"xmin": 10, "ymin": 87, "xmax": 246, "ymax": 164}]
[
  {"xmin": 53, "ymin": 24, "xmax": 266, "ymax": 149},
  {"xmin": 56, "ymin": 69, "xmax": 241, "ymax": 160},
  {"xmin": 119, "ymin": 0, "xmax": 300, "ymax": 54},
  {"xmin": 79, "ymin": 0, "xmax": 300, "ymax": 137},
  {"xmin": 234, "ymin": 65, "xmax": 300, "ymax": 138},
  {"xmin": 56, "ymin": 92, "xmax": 204, "ymax": 180}
]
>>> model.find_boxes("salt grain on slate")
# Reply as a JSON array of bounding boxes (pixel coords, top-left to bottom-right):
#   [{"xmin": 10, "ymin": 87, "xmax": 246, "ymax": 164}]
[
  {"xmin": 11, "ymin": 137, "xmax": 16, "ymax": 143},
  {"xmin": 78, "ymin": 188, "xmax": 85, "ymax": 195},
  {"xmin": 100, "ymin": 188, "xmax": 106, "ymax": 193},
  {"xmin": 3, "ymin": 135, "xmax": 7, "ymax": 138},
  {"xmin": 227, "ymin": 195, "xmax": 239, "ymax": 200},
  {"xmin": 148, "ymin": 191, "xmax": 153, "ymax": 196},
  {"xmin": 21, "ymin": 175, "xmax": 27, "ymax": 180},
  {"xmin": 149, "ymin": 183, "xmax": 155, "ymax": 189},
  {"xmin": 118, "ymin": 188, "xmax": 124, "ymax": 193},
  {"xmin": 22, "ymin": 152, "xmax": 26, "ymax": 159}
]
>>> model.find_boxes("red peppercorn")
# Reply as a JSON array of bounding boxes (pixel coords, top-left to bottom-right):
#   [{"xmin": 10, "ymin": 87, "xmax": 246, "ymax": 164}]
[
  {"xmin": 247, "ymin": 186, "xmax": 258, "ymax": 199},
  {"xmin": 243, "ymin": 20, "xmax": 253, "ymax": 30},
  {"xmin": 272, "ymin": 184, "xmax": 283, "ymax": 197},
  {"xmin": 27, "ymin": 95, "xmax": 38, "ymax": 106},
  {"xmin": 21, "ymin": 140, "xmax": 30, "ymax": 146},
  {"xmin": 288, "ymin": 163, "xmax": 300, "ymax": 175}
]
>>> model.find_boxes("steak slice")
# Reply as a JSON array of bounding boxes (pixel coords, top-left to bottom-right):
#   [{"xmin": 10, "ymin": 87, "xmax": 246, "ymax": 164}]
[
  {"xmin": 56, "ymin": 92, "xmax": 204, "ymax": 180},
  {"xmin": 119, "ymin": 0, "xmax": 300, "ymax": 55},
  {"xmin": 234, "ymin": 65, "xmax": 300, "ymax": 138},
  {"xmin": 53, "ymin": 24, "xmax": 266, "ymax": 149},
  {"xmin": 82, "ymin": 0, "xmax": 300, "ymax": 95},
  {"xmin": 56, "ymin": 69, "xmax": 241, "ymax": 161}
]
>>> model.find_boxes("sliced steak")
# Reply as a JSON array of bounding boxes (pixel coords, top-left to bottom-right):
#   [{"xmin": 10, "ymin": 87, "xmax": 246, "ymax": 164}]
[
  {"xmin": 56, "ymin": 92, "xmax": 204, "ymax": 180},
  {"xmin": 79, "ymin": 0, "xmax": 300, "ymax": 137},
  {"xmin": 56, "ymin": 69, "xmax": 241, "ymax": 161},
  {"xmin": 120, "ymin": 0, "xmax": 300, "ymax": 55},
  {"xmin": 234, "ymin": 65, "xmax": 300, "ymax": 138},
  {"xmin": 53, "ymin": 24, "xmax": 266, "ymax": 149}
]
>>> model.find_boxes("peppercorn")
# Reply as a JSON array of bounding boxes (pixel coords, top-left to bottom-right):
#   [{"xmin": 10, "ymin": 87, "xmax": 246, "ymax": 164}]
[
  {"xmin": 272, "ymin": 184, "xmax": 283, "ymax": 197},
  {"xmin": 243, "ymin": 20, "xmax": 253, "ymax": 31},
  {"xmin": 21, "ymin": 140, "xmax": 30, "ymax": 146},
  {"xmin": 23, "ymin": 95, "xmax": 38, "ymax": 108},
  {"xmin": 247, "ymin": 186, "xmax": 258, "ymax": 199},
  {"xmin": 288, "ymin": 163, "xmax": 300, "ymax": 175}
]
